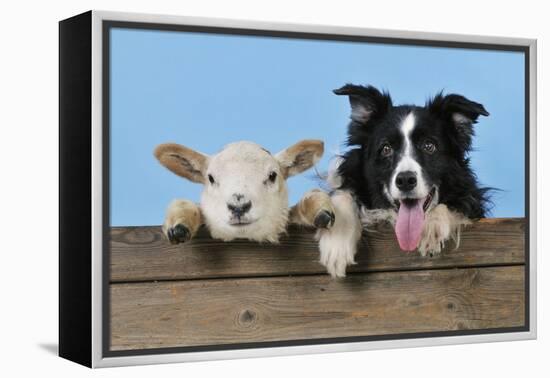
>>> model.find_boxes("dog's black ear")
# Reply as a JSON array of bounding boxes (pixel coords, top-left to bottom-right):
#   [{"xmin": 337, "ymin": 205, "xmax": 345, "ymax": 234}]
[
  {"xmin": 428, "ymin": 93, "xmax": 489, "ymax": 150},
  {"xmin": 333, "ymin": 84, "xmax": 392, "ymax": 124},
  {"xmin": 428, "ymin": 93, "xmax": 489, "ymax": 123}
]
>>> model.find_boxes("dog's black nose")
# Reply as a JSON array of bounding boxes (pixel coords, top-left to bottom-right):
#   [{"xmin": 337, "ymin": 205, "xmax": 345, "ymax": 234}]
[
  {"xmin": 396, "ymin": 171, "xmax": 417, "ymax": 192},
  {"xmin": 228, "ymin": 201, "xmax": 252, "ymax": 217}
]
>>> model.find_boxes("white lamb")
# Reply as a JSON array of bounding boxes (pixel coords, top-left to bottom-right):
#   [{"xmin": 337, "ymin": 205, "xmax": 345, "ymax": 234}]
[{"xmin": 154, "ymin": 140, "xmax": 336, "ymax": 244}]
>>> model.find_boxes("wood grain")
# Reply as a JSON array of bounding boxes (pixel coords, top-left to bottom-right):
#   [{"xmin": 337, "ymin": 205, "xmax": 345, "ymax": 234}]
[
  {"xmin": 110, "ymin": 218, "xmax": 525, "ymax": 282},
  {"xmin": 110, "ymin": 266, "xmax": 525, "ymax": 351}
]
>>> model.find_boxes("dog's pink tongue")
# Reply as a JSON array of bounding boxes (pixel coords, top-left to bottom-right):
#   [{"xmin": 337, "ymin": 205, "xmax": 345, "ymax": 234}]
[{"xmin": 395, "ymin": 200, "xmax": 425, "ymax": 252}]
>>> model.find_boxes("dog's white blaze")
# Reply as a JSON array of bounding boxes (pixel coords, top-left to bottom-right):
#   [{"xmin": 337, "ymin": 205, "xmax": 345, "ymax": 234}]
[
  {"xmin": 390, "ymin": 112, "xmax": 429, "ymax": 199},
  {"xmin": 401, "ymin": 111, "xmax": 416, "ymax": 136}
]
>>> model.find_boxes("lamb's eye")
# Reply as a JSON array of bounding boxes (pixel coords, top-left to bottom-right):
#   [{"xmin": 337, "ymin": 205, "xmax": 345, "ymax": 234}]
[
  {"xmin": 268, "ymin": 171, "xmax": 277, "ymax": 183},
  {"xmin": 422, "ymin": 140, "xmax": 437, "ymax": 154},
  {"xmin": 208, "ymin": 174, "xmax": 215, "ymax": 184},
  {"xmin": 381, "ymin": 143, "xmax": 393, "ymax": 157}
]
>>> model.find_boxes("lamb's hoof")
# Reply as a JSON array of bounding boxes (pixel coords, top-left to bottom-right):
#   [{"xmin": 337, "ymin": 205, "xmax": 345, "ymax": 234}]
[
  {"xmin": 314, "ymin": 210, "xmax": 335, "ymax": 229},
  {"xmin": 167, "ymin": 224, "xmax": 191, "ymax": 244}
]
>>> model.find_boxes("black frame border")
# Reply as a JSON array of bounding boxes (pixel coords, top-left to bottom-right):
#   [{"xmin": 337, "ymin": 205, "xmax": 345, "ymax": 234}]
[
  {"xmin": 59, "ymin": 11, "xmax": 93, "ymax": 367},
  {"xmin": 101, "ymin": 20, "xmax": 531, "ymax": 358}
]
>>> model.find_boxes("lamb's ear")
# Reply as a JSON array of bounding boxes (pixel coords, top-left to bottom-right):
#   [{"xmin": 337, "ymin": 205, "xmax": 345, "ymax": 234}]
[
  {"xmin": 333, "ymin": 84, "xmax": 392, "ymax": 124},
  {"xmin": 428, "ymin": 93, "xmax": 489, "ymax": 150},
  {"xmin": 276, "ymin": 140, "xmax": 324, "ymax": 178},
  {"xmin": 154, "ymin": 143, "xmax": 209, "ymax": 183}
]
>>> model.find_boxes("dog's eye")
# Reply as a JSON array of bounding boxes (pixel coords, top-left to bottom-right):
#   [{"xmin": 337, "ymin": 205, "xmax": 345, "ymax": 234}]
[
  {"xmin": 381, "ymin": 144, "xmax": 393, "ymax": 157},
  {"xmin": 268, "ymin": 171, "xmax": 277, "ymax": 183},
  {"xmin": 422, "ymin": 140, "xmax": 437, "ymax": 154},
  {"xmin": 208, "ymin": 174, "xmax": 215, "ymax": 184}
]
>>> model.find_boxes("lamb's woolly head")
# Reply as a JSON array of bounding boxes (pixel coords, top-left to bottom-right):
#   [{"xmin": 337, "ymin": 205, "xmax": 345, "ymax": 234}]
[{"xmin": 154, "ymin": 140, "xmax": 324, "ymax": 242}]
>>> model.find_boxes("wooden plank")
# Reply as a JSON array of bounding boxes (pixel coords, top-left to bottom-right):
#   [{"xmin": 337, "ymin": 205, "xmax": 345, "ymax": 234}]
[
  {"xmin": 110, "ymin": 218, "xmax": 525, "ymax": 282},
  {"xmin": 110, "ymin": 266, "xmax": 525, "ymax": 351}
]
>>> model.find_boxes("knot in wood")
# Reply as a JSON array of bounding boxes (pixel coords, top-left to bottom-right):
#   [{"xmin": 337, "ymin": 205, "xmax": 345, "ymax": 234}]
[{"xmin": 238, "ymin": 309, "xmax": 257, "ymax": 328}]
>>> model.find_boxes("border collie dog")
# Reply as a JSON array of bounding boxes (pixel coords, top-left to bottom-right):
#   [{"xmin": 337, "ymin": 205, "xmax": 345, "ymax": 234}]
[{"xmin": 317, "ymin": 84, "xmax": 490, "ymax": 278}]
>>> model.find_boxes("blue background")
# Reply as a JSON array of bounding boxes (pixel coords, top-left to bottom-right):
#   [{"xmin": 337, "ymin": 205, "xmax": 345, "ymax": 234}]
[{"xmin": 110, "ymin": 28, "xmax": 525, "ymax": 226}]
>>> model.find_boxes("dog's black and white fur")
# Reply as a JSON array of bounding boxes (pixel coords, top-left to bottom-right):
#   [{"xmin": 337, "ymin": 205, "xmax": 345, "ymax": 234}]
[{"xmin": 317, "ymin": 84, "xmax": 490, "ymax": 277}]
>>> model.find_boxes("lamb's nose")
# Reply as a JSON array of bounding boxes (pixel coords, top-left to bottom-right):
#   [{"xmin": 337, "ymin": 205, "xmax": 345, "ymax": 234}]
[
  {"xmin": 395, "ymin": 171, "xmax": 417, "ymax": 192},
  {"xmin": 228, "ymin": 201, "xmax": 252, "ymax": 217}
]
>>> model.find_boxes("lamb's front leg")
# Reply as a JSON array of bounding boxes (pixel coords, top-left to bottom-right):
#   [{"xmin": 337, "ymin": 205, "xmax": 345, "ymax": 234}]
[
  {"xmin": 162, "ymin": 199, "xmax": 203, "ymax": 244},
  {"xmin": 289, "ymin": 189, "xmax": 335, "ymax": 229}
]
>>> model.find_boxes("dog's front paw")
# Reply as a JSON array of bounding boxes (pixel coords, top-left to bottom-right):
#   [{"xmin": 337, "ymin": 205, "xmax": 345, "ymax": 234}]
[
  {"xmin": 417, "ymin": 204, "xmax": 471, "ymax": 257},
  {"xmin": 418, "ymin": 239, "xmax": 444, "ymax": 257},
  {"xmin": 316, "ymin": 189, "xmax": 362, "ymax": 278},
  {"xmin": 319, "ymin": 245, "xmax": 355, "ymax": 278},
  {"xmin": 418, "ymin": 220, "xmax": 450, "ymax": 257},
  {"xmin": 165, "ymin": 223, "xmax": 191, "ymax": 244},
  {"xmin": 317, "ymin": 229, "xmax": 359, "ymax": 278},
  {"xmin": 314, "ymin": 209, "xmax": 336, "ymax": 229}
]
